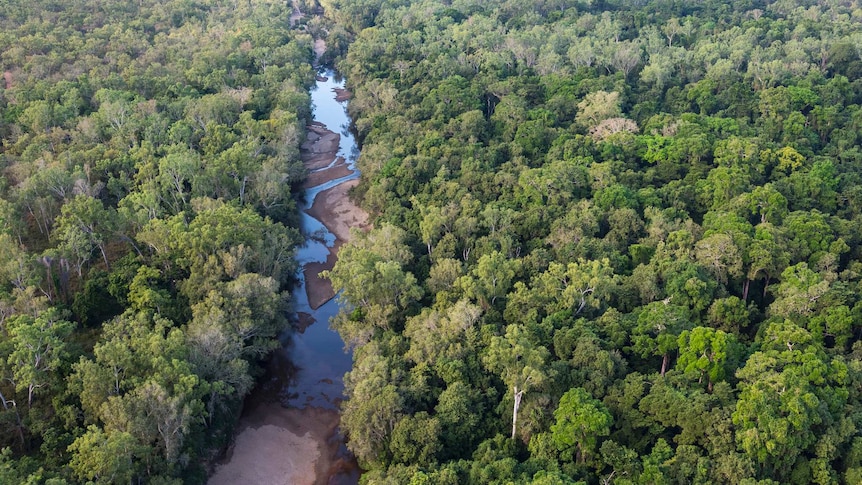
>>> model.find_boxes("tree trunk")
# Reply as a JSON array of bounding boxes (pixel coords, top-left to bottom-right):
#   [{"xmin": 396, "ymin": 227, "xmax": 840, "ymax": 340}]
[
  {"xmin": 99, "ymin": 244, "xmax": 111, "ymax": 271},
  {"xmin": 511, "ymin": 386, "xmax": 523, "ymax": 439},
  {"xmin": 742, "ymin": 278, "xmax": 750, "ymax": 301},
  {"xmin": 119, "ymin": 234, "xmax": 144, "ymax": 257},
  {"xmin": 660, "ymin": 353, "xmax": 669, "ymax": 376},
  {"xmin": 27, "ymin": 383, "xmax": 36, "ymax": 408},
  {"xmin": 0, "ymin": 389, "xmax": 25, "ymax": 447},
  {"xmin": 239, "ymin": 176, "xmax": 248, "ymax": 205},
  {"xmin": 41, "ymin": 257, "xmax": 56, "ymax": 302}
]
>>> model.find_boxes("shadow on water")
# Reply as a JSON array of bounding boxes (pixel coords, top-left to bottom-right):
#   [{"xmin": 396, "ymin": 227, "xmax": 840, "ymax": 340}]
[
  {"xmin": 289, "ymin": 68, "xmax": 358, "ymax": 411},
  {"xmin": 236, "ymin": 68, "xmax": 361, "ymax": 485}
]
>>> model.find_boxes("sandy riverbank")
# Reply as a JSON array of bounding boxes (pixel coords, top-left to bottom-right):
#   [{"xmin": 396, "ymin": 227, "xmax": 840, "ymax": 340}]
[
  {"xmin": 303, "ymin": 240, "xmax": 341, "ymax": 309},
  {"xmin": 302, "ymin": 157, "xmax": 351, "ymax": 189},
  {"xmin": 301, "ymin": 122, "xmax": 340, "ymax": 169},
  {"xmin": 334, "ymin": 87, "xmax": 351, "ymax": 102},
  {"xmin": 304, "ymin": 179, "xmax": 369, "ymax": 309},
  {"xmin": 299, "ymin": 109, "xmax": 369, "ymax": 309},
  {"xmin": 306, "ymin": 179, "xmax": 367, "ymax": 244},
  {"xmin": 209, "ymin": 404, "xmax": 348, "ymax": 485}
]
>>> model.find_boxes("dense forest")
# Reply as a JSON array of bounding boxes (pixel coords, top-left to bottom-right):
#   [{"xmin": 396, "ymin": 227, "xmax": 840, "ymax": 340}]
[
  {"xmin": 313, "ymin": 0, "xmax": 862, "ymax": 483},
  {"xmin": 0, "ymin": 0, "xmax": 315, "ymax": 482},
  {"xmin": 6, "ymin": 0, "xmax": 862, "ymax": 483}
]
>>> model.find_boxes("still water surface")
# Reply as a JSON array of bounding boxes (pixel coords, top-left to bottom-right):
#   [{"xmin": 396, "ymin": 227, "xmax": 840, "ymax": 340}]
[
  {"xmin": 286, "ymin": 69, "xmax": 359, "ymax": 410},
  {"xmin": 238, "ymin": 69, "xmax": 360, "ymax": 484}
]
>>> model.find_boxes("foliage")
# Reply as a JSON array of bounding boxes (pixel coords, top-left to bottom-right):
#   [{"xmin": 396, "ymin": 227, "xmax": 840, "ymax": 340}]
[
  {"xmin": 320, "ymin": 0, "xmax": 862, "ymax": 482},
  {"xmin": 0, "ymin": 0, "xmax": 313, "ymax": 481}
]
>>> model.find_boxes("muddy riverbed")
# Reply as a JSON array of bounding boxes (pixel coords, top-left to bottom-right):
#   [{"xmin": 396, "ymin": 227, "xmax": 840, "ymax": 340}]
[{"xmin": 209, "ymin": 71, "xmax": 367, "ymax": 485}]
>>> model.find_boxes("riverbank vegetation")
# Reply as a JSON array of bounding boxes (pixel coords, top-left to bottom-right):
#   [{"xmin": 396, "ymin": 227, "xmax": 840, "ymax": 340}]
[
  {"xmin": 319, "ymin": 0, "xmax": 862, "ymax": 483},
  {"xmin": 0, "ymin": 0, "xmax": 314, "ymax": 482}
]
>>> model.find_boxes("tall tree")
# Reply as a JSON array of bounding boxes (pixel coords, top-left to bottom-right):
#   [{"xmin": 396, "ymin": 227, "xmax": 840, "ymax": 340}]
[
  {"xmin": 676, "ymin": 326, "xmax": 738, "ymax": 392},
  {"xmin": 733, "ymin": 322, "xmax": 847, "ymax": 480},
  {"xmin": 632, "ymin": 301, "xmax": 691, "ymax": 376},
  {"xmin": 550, "ymin": 387, "xmax": 613, "ymax": 464},
  {"xmin": 484, "ymin": 324, "xmax": 553, "ymax": 440},
  {"xmin": 5, "ymin": 308, "xmax": 74, "ymax": 408}
]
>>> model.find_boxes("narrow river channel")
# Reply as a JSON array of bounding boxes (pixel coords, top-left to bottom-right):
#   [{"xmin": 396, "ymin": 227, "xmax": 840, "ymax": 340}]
[
  {"xmin": 292, "ymin": 70, "xmax": 358, "ymax": 411},
  {"xmin": 209, "ymin": 70, "xmax": 362, "ymax": 485}
]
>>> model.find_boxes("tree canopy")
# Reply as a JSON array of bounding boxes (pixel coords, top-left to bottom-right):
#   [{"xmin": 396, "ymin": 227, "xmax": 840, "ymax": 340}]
[
  {"xmin": 7, "ymin": 0, "xmax": 862, "ymax": 483},
  {"xmin": 316, "ymin": 0, "xmax": 862, "ymax": 483},
  {"xmin": 0, "ymin": 0, "xmax": 313, "ymax": 481}
]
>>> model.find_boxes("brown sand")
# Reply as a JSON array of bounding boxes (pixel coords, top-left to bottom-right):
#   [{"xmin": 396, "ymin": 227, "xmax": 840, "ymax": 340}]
[
  {"xmin": 209, "ymin": 404, "xmax": 343, "ymax": 485},
  {"xmin": 301, "ymin": 125, "xmax": 341, "ymax": 168},
  {"xmin": 314, "ymin": 39, "xmax": 327, "ymax": 61},
  {"xmin": 303, "ymin": 240, "xmax": 342, "ymax": 309},
  {"xmin": 333, "ymin": 88, "xmax": 353, "ymax": 103},
  {"xmin": 302, "ymin": 180, "xmax": 369, "ymax": 309},
  {"xmin": 208, "ymin": 425, "xmax": 317, "ymax": 485},
  {"xmin": 306, "ymin": 179, "xmax": 369, "ymax": 244},
  {"xmin": 334, "ymin": 87, "xmax": 351, "ymax": 102},
  {"xmin": 302, "ymin": 157, "xmax": 351, "ymax": 189}
]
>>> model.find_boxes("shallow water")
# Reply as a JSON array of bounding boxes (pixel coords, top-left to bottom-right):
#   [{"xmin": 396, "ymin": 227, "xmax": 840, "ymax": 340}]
[
  {"xmin": 287, "ymin": 69, "xmax": 358, "ymax": 411},
  {"xmin": 219, "ymin": 69, "xmax": 361, "ymax": 485}
]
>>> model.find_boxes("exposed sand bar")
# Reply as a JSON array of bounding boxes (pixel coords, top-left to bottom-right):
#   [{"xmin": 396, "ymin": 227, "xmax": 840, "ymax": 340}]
[
  {"xmin": 303, "ymin": 240, "xmax": 341, "ymax": 310},
  {"xmin": 298, "ymin": 110, "xmax": 368, "ymax": 309},
  {"xmin": 210, "ymin": 12, "xmax": 362, "ymax": 485},
  {"xmin": 303, "ymin": 179, "xmax": 369, "ymax": 309},
  {"xmin": 306, "ymin": 179, "xmax": 367, "ymax": 247},
  {"xmin": 302, "ymin": 157, "xmax": 351, "ymax": 189},
  {"xmin": 209, "ymin": 404, "xmax": 345, "ymax": 485}
]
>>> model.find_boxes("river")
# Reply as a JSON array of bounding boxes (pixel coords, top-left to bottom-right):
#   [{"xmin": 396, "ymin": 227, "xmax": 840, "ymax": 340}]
[{"xmin": 209, "ymin": 70, "xmax": 362, "ymax": 485}]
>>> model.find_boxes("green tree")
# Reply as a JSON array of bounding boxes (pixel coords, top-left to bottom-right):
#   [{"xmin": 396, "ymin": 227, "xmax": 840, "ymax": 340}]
[
  {"xmin": 746, "ymin": 223, "xmax": 789, "ymax": 300},
  {"xmin": 576, "ymin": 91, "xmax": 622, "ymax": 130},
  {"xmin": 390, "ymin": 412, "xmax": 442, "ymax": 466},
  {"xmin": 550, "ymin": 387, "xmax": 612, "ymax": 464},
  {"xmin": 676, "ymin": 326, "xmax": 738, "ymax": 392},
  {"xmin": 505, "ymin": 259, "xmax": 616, "ymax": 326},
  {"xmin": 484, "ymin": 324, "xmax": 553, "ymax": 440},
  {"xmin": 418, "ymin": 204, "xmax": 449, "ymax": 261},
  {"xmin": 695, "ymin": 233, "xmax": 743, "ymax": 287},
  {"xmin": 53, "ymin": 195, "xmax": 115, "ymax": 276},
  {"xmin": 769, "ymin": 263, "xmax": 830, "ymax": 320},
  {"xmin": 341, "ymin": 345, "xmax": 404, "ymax": 468},
  {"xmin": 733, "ymin": 321, "xmax": 846, "ymax": 480},
  {"xmin": 67, "ymin": 426, "xmax": 145, "ymax": 484},
  {"xmin": 632, "ymin": 302, "xmax": 690, "ymax": 376},
  {"xmin": 745, "ymin": 185, "xmax": 788, "ymax": 225},
  {"xmin": 5, "ymin": 308, "xmax": 74, "ymax": 408},
  {"xmin": 459, "ymin": 251, "xmax": 520, "ymax": 308}
]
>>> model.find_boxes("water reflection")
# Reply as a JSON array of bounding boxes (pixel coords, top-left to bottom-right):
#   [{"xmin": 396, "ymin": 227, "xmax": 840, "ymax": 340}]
[
  {"xmin": 210, "ymin": 67, "xmax": 361, "ymax": 485},
  {"xmin": 286, "ymin": 69, "xmax": 358, "ymax": 411}
]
